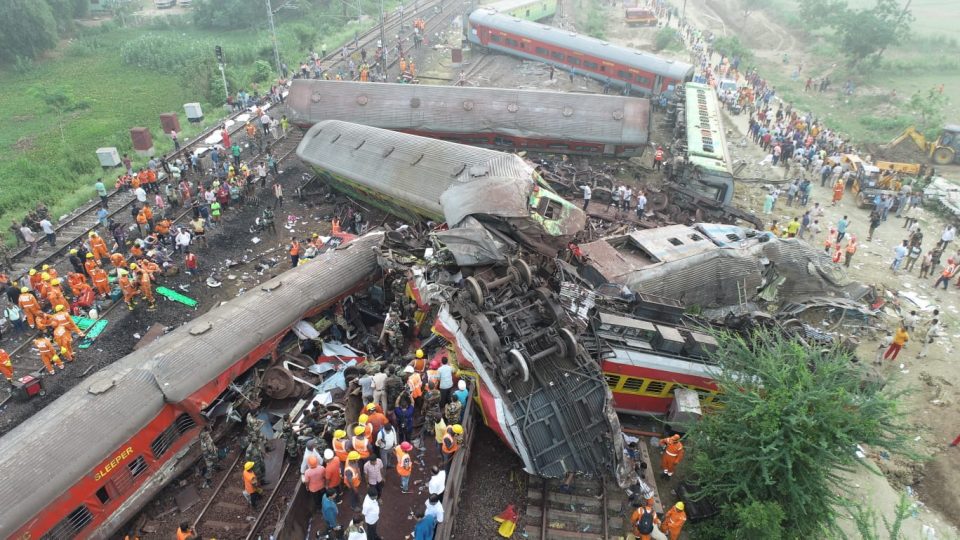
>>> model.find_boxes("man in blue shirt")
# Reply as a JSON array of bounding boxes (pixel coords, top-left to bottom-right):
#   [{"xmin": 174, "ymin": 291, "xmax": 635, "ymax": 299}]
[
  {"xmin": 413, "ymin": 509, "xmax": 437, "ymax": 540},
  {"xmin": 836, "ymin": 215, "xmax": 850, "ymax": 242},
  {"xmin": 437, "ymin": 357, "xmax": 455, "ymax": 406},
  {"xmin": 321, "ymin": 489, "xmax": 340, "ymax": 537},
  {"xmin": 453, "ymin": 380, "xmax": 469, "ymax": 410}
]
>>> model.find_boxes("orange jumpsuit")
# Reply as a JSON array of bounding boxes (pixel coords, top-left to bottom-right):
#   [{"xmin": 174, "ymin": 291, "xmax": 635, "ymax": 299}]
[
  {"xmin": 139, "ymin": 271, "xmax": 155, "ymax": 305},
  {"xmin": 29, "ymin": 273, "xmax": 43, "ymax": 292},
  {"xmin": 0, "ymin": 349, "xmax": 12, "ymax": 382},
  {"xmin": 139, "ymin": 259, "xmax": 160, "ymax": 279},
  {"xmin": 18, "ymin": 292, "xmax": 42, "ymax": 328},
  {"xmin": 832, "ymin": 181, "xmax": 844, "ymax": 204},
  {"xmin": 659, "ymin": 435, "xmax": 684, "ymax": 476},
  {"xmin": 84, "ymin": 258, "xmax": 100, "ymax": 277},
  {"xmin": 90, "ymin": 267, "xmax": 110, "ymax": 296},
  {"xmin": 119, "ymin": 274, "xmax": 139, "ymax": 307},
  {"xmin": 50, "ymin": 311, "xmax": 81, "ymax": 335},
  {"xmin": 47, "ymin": 288, "xmax": 69, "ymax": 312},
  {"xmin": 35, "ymin": 313, "xmax": 53, "ymax": 333},
  {"xmin": 67, "ymin": 272, "xmax": 88, "ymax": 296},
  {"xmin": 53, "ymin": 325, "xmax": 75, "ymax": 362},
  {"xmin": 660, "ymin": 506, "xmax": 687, "ymax": 540},
  {"xmin": 630, "ymin": 506, "xmax": 660, "ymax": 540},
  {"xmin": 35, "ymin": 337, "xmax": 63, "ymax": 374},
  {"xmin": 89, "ymin": 235, "xmax": 109, "ymax": 260},
  {"xmin": 110, "ymin": 252, "xmax": 127, "ymax": 271},
  {"xmin": 48, "ymin": 268, "xmax": 59, "ymax": 280}
]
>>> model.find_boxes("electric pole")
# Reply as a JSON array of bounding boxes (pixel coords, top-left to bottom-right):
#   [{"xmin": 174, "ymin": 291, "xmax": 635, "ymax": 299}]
[
  {"xmin": 215, "ymin": 45, "xmax": 229, "ymax": 104},
  {"xmin": 265, "ymin": 0, "xmax": 283, "ymax": 76},
  {"xmin": 379, "ymin": 0, "xmax": 387, "ymax": 76}
]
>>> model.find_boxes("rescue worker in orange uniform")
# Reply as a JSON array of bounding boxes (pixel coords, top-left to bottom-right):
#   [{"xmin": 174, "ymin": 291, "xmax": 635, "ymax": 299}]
[
  {"xmin": 659, "ymin": 434, "xmax": 685, "ymax": 478},
  {"xmin": 441, "ymin": 424, "xmax": 462, "ymax": 472},
  {"xmin": 110, "ymin": 252, "xmax": 127, "ymax": 272},
  {"xmin": 395, "ymin": 441, "xmax": 414, "ymax": 493},
  {"xmin": 84, "ymin": 253, "xmax": 100, "ymax": 277},
  {"xmin": 243, "ymin": 461, "xmax": 263, "ymax": 509},
  {"xmin": 138, "ymin": 258, "xmax": 161, "ymax": 279},
  {"xmin": 67, "ymin": 272, "xmax": 88, "ymax": 297},
  {"xmin": 343, "ymin": 451, "xmax": 363, "ymax": 511},
  {"xmin": 0, "ymin": 349, "xmax": 13, "ymax": 383},
  {"xmin": 175, "ymin": 522, "xmax": 196, "ymax": 540},
  {"xmin": 18, "ymin": 287, "xmax": 42, "ymax": 328},
  {"xmin": 72, "ymin": 283, "xmax": 96, "ymax": 313},
  {"xmin": 89, "ymin": 231, "xmax": 109, "ymax": 261},
  {"xmin": 53, "ymin": 324, "xmax": 76, "ymax": 362},
  {"xmin": 323, "ymin": 448, "xmax": 342, "ymax": 498},
  {"xmin": 35, "ymin": 312, "xmax": 54, "ymax": 334},
  {"xmin": 136, "ymin": 208, "xmax": 150, "ymax": 235},
  {"xmin": 50, "ymin": 304, "xmax": 82, "ymax": 336},
  {"xmin": 35, "ymin": 336, "xmax": 64, "ymax": 374},
  {"xmin": 332, "ymin": 429, "xmax": 351, "ymax": 462},
  {"xmin": 154, "ymin": 218, "xmax": 172, "ymax": 241},
  {"xmin": 289, "ymin": 237, "xmax": 301, "ymax": 267},
  {"xmin": 37, "ymin": 272, "xmax": 52, "ymax": 300},
  {"xmin": 630, "ymin": 502, "xmax": 660, "ymax": 540},
  {"xmin": 118, "ymin": 269, "xmax": 139, "ymax": 310},
  {"xmin": 358, "ymin": 413, "xmax": 374, "ymax": 443},
  {"xmin": 90, "ymin": 266, "xmax": 110, "ymax": 297},
  {"xmin": 351, "ymin": 425, "xmax": 370, "ymax": 462},
  {"xmin": 45, "ymin": 265, "xmax": 59, "ymax": 281},
  {"xmin": 134, "ymin": 263, "xmax": 156, "ymax": 309},
  {"xmin": 660, "ymin": 502, "xmax": 687, "ymax": 540},
  {"xmin": 28, "ymin": 268, "xmax": 42, "ymax": 292},
  {"xmin": 47, "ymin": 279, "xmax": 69, "ymax": 311}
]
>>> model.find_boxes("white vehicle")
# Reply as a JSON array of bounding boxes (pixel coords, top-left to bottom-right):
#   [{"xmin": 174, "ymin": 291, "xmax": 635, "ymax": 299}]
[{"xmin": 154, "ymin": 0, "xmax": 176, "ymax": 8}]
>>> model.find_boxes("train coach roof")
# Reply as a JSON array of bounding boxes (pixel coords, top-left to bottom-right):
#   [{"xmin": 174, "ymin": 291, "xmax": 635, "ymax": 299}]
[
  {"xmin": 0, "ymin": 233, "xmax": 385, "ymax": 537},
  {"xmin": 286, "ymin": 80, "xmax": 650, "ymax": 146},
  {"xmin": 0, "ymin": 367, "xmax": 164, "ymax": 536},
  {"xmin": 297, "ymin": 120, "xmax": 539, "ymax": 225},
  {"xmin": 469, "ymin": 9, "xmax": 694, "ymax": 81}
]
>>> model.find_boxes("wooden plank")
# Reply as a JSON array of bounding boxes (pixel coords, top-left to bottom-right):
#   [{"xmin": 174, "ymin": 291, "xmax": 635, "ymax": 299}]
[{"xmin": 528, "ymin": 507, "xmax": 604, "ymax": 526}]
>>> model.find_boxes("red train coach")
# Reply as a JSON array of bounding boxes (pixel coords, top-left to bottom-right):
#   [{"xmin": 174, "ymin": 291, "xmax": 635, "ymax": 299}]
[
  {"xmin": 467, "ymin": 8, "xmax": 694, "ymax": 96},
  {"xmin": 0, "ymin": 233, "xmax": 383, "ymax": 540},
  {"xmin": 286, "ymin": 79, "xmax": 652, "ymax": 157}
]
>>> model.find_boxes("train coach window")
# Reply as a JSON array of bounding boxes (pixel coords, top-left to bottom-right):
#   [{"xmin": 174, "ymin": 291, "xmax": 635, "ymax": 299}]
[
  {"xmin": 44, "ymin": 505, "xmax": 94, "ymax": 539},
  {"xmin": 535, "ymin": 46, "xmax": 549, "ymax": 56},
  {"xmin": 551, "ymin": 51, "xmax": 564, "ymax": 60},
  {"xmin": 128, "ymin": 455, "xmax": 148, "ymax": 478},
  {"xmin": 95, "ymin": 487, "xmax": 111, "ymax": 505},
  {"xmin": 175, "ymin": 413, "xmax": 197, "ymax": 435},
  {"xmin": 583, "ymin": 60, "xmax": 598, "ymax": 70},
  {"xmin": 636, "ymin": 75, "xmax": 651, "ymax": 85},
  {"xmin": 618, "ymin": 70, "xmax": 631, "ymax": 79},
  {"xmin": 490, "ymin": 34, "xmax": 502, "ymax": 42},
  {"xmin": 505, "ymin": 38, "xmax": 519, "ymax": 47},
  {"xmin": 566, "ymin": 56, "xmax": 581, "ymax": 66}
]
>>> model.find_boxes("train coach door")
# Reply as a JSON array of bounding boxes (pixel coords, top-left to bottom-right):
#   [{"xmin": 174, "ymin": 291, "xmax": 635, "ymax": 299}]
[{"xmin": 654, "ymin": 75, "xmax": 664, "ymax": 95}]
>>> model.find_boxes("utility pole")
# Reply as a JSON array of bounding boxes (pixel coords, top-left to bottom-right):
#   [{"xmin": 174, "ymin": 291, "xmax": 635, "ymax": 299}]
[
  {"xmin": 215, "ymin": 45, "xmax": 229, "ymax": 104},
  {"xmin": 265, "ymin": 0, "xmax": 283, "ymax": 76},
  {"xmin": 379, "ymin": 0, "xmax": 387, "ymax": 76}
]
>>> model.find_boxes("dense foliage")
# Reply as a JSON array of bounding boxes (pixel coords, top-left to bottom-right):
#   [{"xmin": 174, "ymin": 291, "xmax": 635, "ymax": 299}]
[
  {"xmin": 0, "ymin": 0, "xmax": 89, "ymax": 63},
  {"xmin": 191, "ymin": 0, "xmax": 263, "ymax": 29},
  {"xmin": 686, "ymin": 330, "xmax": 910, "ymax": 539}
]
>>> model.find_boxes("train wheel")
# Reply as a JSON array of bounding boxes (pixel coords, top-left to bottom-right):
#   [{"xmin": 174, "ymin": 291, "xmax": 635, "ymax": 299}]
[
  {"xmin": 465, "ymin": 276, "xmax": 485, "ymax": 306},
  {"xmin": 559, "ymin": 327, "xmax": 578, "ymax": 359},
  {"xmin": 648, "ymin": 191, "xmax": 669, "ymax": 212},
  {"xmin": 506, "ymin": 349, "xmax": 531, "ymax": 383},
  {"xmin": 513, "ymin": 259, "xmax": 533, "ymax": 287}
]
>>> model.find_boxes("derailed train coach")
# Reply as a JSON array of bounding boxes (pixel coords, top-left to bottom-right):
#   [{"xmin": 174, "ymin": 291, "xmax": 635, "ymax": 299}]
[
  {"xmin": 285, "ymin": 79, "xmax": 652, "ymax": 157},
  {"xmin": 296, "ymin": 119, "xmax": 586, "ymax": 257},
  {"xmin": 0, "ymin": 234, "xmax": 384, "ymax": 540}
]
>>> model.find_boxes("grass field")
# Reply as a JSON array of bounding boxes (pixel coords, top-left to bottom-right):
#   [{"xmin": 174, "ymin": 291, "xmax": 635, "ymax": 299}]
[{"xmin": 0, "ymin": 2, "xmax": 388, "ymax": 243}]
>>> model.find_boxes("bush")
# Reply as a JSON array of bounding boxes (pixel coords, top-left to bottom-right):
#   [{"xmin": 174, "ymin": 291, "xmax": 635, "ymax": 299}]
[
  {"xmin": 712, "ymin": 35, "xmax": 753, "ymax": 61},
  {"xmin": 654, "ymin": 27, "xmax": 679, "ymax": 51},
  {"xmin": 120, "ymin": 35, "xmax": 208, "ymax": 74},
  {"xmin": 253, "ymin": 59, "xmax": 274, "ymax": 83}
]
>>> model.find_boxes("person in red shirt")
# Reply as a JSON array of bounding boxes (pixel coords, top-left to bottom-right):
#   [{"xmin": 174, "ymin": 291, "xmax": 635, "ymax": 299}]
[
  {"xmin": 184, "ymin": 250, "xmax": 199, "ymax": 281},
  {"xmin": 302, "ymin": 455, "xmax": 326, "ymax": 508},
  {"xmin": 323, "ymin": 449, "xmax": 342, "ymax": 499}
]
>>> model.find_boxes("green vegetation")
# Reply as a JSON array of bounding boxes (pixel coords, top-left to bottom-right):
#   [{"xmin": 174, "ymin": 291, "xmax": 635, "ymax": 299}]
[
  {"xmin": 654, "ymin": 28, "xmax": 682, "ymax": 52},
  {"xmin": 712, "ymin": 36, "xmax": 753, "ymax": 62},
  {"xmin": 1, "ymin": 0, "xmax": 393, "ymax": 240},
  {"xmin": 578, "ymin": 0, "xmax": 608, "ymax": 40},
  {"xmin": 686, "ymin": 330, "xmax": 911, "ymax": 539}
]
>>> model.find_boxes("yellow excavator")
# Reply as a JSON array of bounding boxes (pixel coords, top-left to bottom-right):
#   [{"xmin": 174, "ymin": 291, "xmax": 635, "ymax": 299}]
[{"xmin": 887, "ymin": 125, "xmax": 960, "ymax": 165}]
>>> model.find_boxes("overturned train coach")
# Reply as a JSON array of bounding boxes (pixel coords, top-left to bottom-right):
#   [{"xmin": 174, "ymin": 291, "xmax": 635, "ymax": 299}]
[
  {"xmin": 467, "ymin": 9, "xmax": 694, "ymax": 96},
  {"xmin": 0, "ymin": 233, "xmax": 385, "ymax": 540},
  {"xmin": 285, "ymin": 79, "xmax": 652, "ymax": 157},
  {"xmin": 297, "ymin": 119, "xmax": 586, "ymax": 257}
]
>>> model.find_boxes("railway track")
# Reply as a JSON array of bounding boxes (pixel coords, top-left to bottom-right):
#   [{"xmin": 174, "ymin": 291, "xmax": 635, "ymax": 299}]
[{"xmin": 525, "ymin": 476, "xmax": 629, "ymax": 540}]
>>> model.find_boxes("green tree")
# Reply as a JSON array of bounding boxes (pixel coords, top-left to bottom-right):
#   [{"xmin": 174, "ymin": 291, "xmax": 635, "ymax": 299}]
[
  {"xmin": 796, "ymin": 0, "xmax": 849, "ymax": 30},
  {"xmin": 906, "ymin": 87, "xmax": 948, "ymax": 138},
  {"xmin": 30, "ymin": 85, "xmax": 91, "ymax": 143},
  {"xmin": 836, "ymin": 0, "xmax": 912, "ymax": 67},
  {"xmin": 0, "ymin": 0, "xmax": 58, "ymax": 63},
  {"xmin": 192, "ymin": 0, "xmax": 263, "ymax": 29},
  {"xmin": 686, "ymin": 330, "xmax": 911, "ymax": 539},
  {"xmin": 712, "ymin": 35, "xmax": 753, "ymax": 61},
  {"xmin": 653, "ymin": 28, "xmax": 679, "ymax": 51}
]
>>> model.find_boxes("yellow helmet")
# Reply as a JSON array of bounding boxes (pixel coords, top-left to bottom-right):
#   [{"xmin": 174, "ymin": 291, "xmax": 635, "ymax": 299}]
[
  {"xmin": 86, "ymin": 253, "xmax": 94, "ymax": 258},
  {"xmin": 358, "ymin": 414, "xmax": 369, "ymax": 424},
  {"xmin": 52, "ymin": 354, "xmax": 61, "ymax": 362},
  {"xmin": 55, "ymin": 305, "xmax": 65, "ymax": 312},
  {"xmin": 41, "ymin": 272, "xmax": 50, "ymax": 281},
  {"xmin": 366, "ymin": 403, "xmax": 377, "ymax": 411},
  {"xmin": 60, "ymin": 347, "xmax": 69, "ymax": 355},
  {"xmin": 69, "ymin": 249, "xmax": 78, "ymax": 255},
  {"xmin": 29, "ymin": 269, "xmax": 37, "ymax": 276},
  {"xmin": 334, "ymin": 430, "xmax": 347, "ymax": 439},
  {"xmin": 348, "ymin": 451, "xmax": 361, "ymax": 461},
  {"xmin": 452, "ymin": 424, "xmax": 464, "ymax": 435},
  {"xmin": 416, "ymin": 349, "xmax": 424, "ymax": 359},
  {"xmin": 89, "ymin": 232, "xmax": 97, "ymax": 237},
  {"xmin": 244, "ymin": 461, "xmax": 255, "ymax": 471},
  {"xmin": 51, "ymin": 278, "xmax": 61, "ymax": 286},
  {"xmin": 675, "ymin": 502, "xmax": 685, "ymax": 511},
  {"xmin": 20, "ymin": 287, "xmax": 29, "ymax": 293},
  {"xmin": 41, "ymin": 264, "xmax": 50, "ymax": 271},
  {"xmin": 353, "ymin": 426, "xmax": 365, "ymax": 436},
  {"xmin": 129, "ymin": 263, "xmax": 138, "ymax": 270}
]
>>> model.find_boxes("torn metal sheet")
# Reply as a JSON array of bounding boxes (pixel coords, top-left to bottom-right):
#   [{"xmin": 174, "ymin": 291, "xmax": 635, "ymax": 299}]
[{"xmin": 432, "ymin": 216, "xmax": 518, "ymax": 266}]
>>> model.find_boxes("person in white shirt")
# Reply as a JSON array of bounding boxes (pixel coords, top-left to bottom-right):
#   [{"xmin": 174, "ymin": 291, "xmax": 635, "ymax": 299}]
[
  {"xmin": 425, "ymin": 494, "xmax": 444, "ymax": 523},
  {"xmin": 428, "ymin": 466, "xmax": 446, "ymax": 499},
  {"xmin": 299, "ymin": 439, "xmax": 322, "ymax": 475},
  {"xmin": 635, "ymin": 191, "xmax": 647, "ymax": 219},
  {"xmin": 134, "ymin": 186, "xmax": 147, "ymax": 204},
  {"xmin": 362, "ymin": 488, "xmax": 381, "ymax": 539},
  {"xmin": 39, "ymin": 218, "xmax": 56, "ymax": 246},
  {"xmin": 918, "ymin": 318, "xmax": 941, "ymax": 358},
  {"xmin": 579, "ymin": 185, "xmax": 592, "ymax": 211},
  {"xmin": 375, "ymin": 423, "xmax": 397, "ymax": 467}
]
